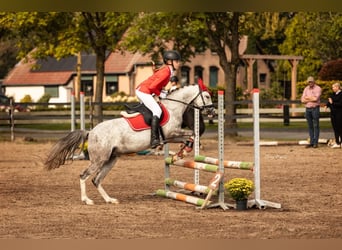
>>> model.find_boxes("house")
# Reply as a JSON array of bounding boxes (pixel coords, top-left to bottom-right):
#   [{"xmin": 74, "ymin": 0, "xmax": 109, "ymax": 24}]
[{"xmin": 2, "ymin": 36, "xmax": 275, "ymax": 103}]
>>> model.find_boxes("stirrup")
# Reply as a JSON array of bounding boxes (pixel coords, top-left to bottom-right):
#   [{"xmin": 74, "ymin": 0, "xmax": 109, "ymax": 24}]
[{"xmin": 151, "ymin": 140, "xmax": 160, "ymax": 149}]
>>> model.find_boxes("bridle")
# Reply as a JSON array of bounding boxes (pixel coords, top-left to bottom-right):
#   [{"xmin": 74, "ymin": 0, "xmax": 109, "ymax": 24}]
[{"xmin": 164, "ymin": 85, "xmax": 214, "ymax": 111}]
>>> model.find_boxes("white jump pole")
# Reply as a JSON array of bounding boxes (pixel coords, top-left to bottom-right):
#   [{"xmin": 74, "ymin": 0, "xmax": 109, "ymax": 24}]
[
  {"xmin": 206, "ymin": 90, "xmax": 229, "ymax": 210},
  {"xmin": 250, "ymin": 88, "xmax": 281, "ymax": 209},
  {"xmin": 80, "ymin": 91, "xmax": 85, "ymax": 130},
  {"xmin": 71, "ymin": 90, "xmax": 75, "ymax": 131}
]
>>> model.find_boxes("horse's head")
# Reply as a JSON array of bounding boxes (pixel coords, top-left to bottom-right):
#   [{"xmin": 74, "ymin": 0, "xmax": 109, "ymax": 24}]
[
  {"xmin": 190, "ymin": 84, "xmax": 215, "ymax": 116},
  {"xmin": 165, "ymin": 84, "xmax": 215, "ymax": 115}
]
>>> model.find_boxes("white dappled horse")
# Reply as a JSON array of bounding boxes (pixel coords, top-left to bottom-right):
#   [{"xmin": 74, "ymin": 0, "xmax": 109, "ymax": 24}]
[{"xmin": 44, "ymin": 85, "xmax": 213, "ymax": 205}]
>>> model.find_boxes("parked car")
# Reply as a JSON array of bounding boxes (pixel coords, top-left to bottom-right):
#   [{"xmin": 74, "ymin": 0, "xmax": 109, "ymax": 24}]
[{"xmin": 0, "ymin": 94, "xmax": 29, "ymax": 112}]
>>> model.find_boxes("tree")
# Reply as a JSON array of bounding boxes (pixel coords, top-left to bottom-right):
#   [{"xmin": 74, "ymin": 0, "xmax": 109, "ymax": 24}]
[
  {"xmin": 78, "ymin": 12, "xmax": 136, "ymax": 124},
  {"xmin": 0, "ymin": 12, "xmax": 136, "ymax": 125},
  {"xmin": 121, "ymin": 12, "xmax": 208, "ymax": 62},
  {"xmin": 123, "ymin": 12, "xmax": 243, "ymax": 136},
  {"xmin": 203, "ymin": 12, "xmax": 241, "ymax": 135},
  {"xmin": 243, "ymin": 12, "xmax": 293, "ymax": 55},
  {"xmin": 0, "ymin": 22, "xmax": 19, "ymax": 80},
  {"xmin": 280, "ymin": 12, "xmax": 342, "ymax": 80},
  {"xmin": 0, "ymin": 40, "xmax": 18, "ymax": 79}
]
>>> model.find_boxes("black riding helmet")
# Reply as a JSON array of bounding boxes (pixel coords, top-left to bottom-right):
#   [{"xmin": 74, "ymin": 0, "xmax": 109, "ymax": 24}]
[{"xmin": 163, "ymin": 50, "xmax": 181, "ymax": 64}]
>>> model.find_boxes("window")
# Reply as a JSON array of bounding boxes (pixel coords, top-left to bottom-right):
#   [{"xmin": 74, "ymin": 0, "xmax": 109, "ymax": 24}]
[
  {"xmin": 81, "ymin": 76, "xmax": 93, "ymax": 96},
  {"xmin": 259, "ymin": 73, "xmax": 266, "ymax": 85},
  {"xmin": 44, "ymin": 86, "xmax": 59, "ymax": 98},
  {"xmin": 105, "ymin": 76, "xmax": 118, "ymax": 95},
  {"xmin": 194, "ymin": 66, "xmax": 203, "ymax": 83},
  {"xmin": 209, "ymin": 66, "xmax": 218, "ymax": 87},
  {"xmin": 181, "ymin": 66, "xmax": 190, "ymax": 86}
]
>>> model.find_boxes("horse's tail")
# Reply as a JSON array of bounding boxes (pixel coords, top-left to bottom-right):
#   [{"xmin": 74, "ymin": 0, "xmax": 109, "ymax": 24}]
[{"xmin": 44, "ymin": 130, "xmax": 89, "ymax": 170}]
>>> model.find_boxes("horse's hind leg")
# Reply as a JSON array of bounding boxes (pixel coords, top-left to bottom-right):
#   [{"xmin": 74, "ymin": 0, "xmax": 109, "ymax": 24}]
[
  {"xmin": 79, "ymin": 160, "xmax": 107, "ymax": 205},
  {"xmin": 80, "ymin": 162, "xmax": 101, "ymax": 205},
  {"xmin": 92, "ymin": 156, "xmax": 119, "ymax": 204}
]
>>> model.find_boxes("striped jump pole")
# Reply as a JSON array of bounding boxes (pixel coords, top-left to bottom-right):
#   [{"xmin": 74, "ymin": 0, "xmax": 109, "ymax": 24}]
[
  {"xmin": 165, "ymin": 178, "xmax": 211, "ymax": 194},
  {"xmin": 165, "ymin": 157, "xmax": 218, "ymax": 173},
  {"xmin": 156, "ymin": 189, "xmax": 208, "ymax": 206},
  {"xmin": 194, "ymin": 108, "xmax": 200, "ymax": 185},
  {"xmin": 194, "ymin": 155, "xmax": 254, "ymax": 170}
]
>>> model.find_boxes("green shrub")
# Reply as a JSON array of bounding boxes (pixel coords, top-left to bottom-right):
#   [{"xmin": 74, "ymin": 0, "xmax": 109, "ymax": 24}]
[
  {"xmin": 20, "ymin": 95, "xmax": 33, "ymax": 103},
  {"xmin": 36, "ymin": 94, "xmax": 51, "ymax": 110}
]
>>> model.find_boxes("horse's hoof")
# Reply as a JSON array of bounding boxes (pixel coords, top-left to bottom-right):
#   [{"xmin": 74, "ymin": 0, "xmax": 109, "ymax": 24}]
[
  {"xmin": 82, "ymin": 198, "xmax": 94, "ymax": 205},
  {"xmin": 106, "ymin": 198, "xmax": 119, "ymax": 204}
]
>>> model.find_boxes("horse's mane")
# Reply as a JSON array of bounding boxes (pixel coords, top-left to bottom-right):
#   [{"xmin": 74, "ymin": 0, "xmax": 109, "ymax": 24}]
[{"xmin": 167, "ymin": 84, "xmax": 198, "ymax": 98}]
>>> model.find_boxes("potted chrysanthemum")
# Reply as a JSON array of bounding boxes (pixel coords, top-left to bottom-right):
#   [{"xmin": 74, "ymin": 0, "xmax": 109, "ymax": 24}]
[{"xmin": 224, "ymin": 177, "xmax": 254, "ymax": 210}]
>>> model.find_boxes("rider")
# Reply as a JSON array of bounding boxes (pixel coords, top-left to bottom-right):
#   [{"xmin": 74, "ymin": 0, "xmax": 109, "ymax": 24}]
[{"xmin": 135, "ymin": 50, "xmax": 181, "ymax": 148}]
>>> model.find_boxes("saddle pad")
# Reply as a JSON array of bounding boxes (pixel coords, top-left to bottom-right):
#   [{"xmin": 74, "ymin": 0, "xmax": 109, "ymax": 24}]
[{"xmin": 123, "ymin": 104, "xmax": 170, "ymax": 131}]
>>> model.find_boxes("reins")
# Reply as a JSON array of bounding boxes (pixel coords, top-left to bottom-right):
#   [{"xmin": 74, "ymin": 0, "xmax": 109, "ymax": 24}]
[
  {"xmin": 164, "ymin": 86, "xmax": 211, "ymax": 110},
  {"xmin": 163, "ymin": 96, "xmax": 202, "ymax": 110}
]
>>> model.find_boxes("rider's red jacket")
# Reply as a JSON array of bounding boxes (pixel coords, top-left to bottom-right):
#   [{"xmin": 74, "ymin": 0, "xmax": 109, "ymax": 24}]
[{"xmin": 136, "ymin": 66, "xmax": 171, "ymax": 96}]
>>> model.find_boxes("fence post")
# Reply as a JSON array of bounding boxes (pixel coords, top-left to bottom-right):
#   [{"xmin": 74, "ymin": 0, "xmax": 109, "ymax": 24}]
[
  {"xmin": 9, "ymin": 98, "xmax": 14, "ymax": 141},
  {"xmin": 283, "ymin": 104, "xmax": 290, "ymax": 126}
]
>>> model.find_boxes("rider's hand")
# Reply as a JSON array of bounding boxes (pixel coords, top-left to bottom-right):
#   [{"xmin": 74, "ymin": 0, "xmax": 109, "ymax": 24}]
[{"xmin": 159, "ymin": 90, "xmax": 168, "ymax": 99}]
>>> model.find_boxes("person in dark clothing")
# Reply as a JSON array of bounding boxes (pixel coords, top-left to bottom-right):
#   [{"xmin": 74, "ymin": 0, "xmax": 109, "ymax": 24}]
[{"xmin": 325, "ymin": 82, "xmax": 342, "ymax": 148}]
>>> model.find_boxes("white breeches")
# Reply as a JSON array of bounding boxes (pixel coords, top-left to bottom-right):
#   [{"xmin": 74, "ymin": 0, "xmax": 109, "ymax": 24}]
[{"xmin": 135, "ymin": 89, "xmax": 162, "ymax": 118}]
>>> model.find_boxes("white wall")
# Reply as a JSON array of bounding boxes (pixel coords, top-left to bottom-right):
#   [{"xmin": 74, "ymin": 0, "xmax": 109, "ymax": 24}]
[
  {"xmin": 5, "ymin": 86, "xmax": 44, "ymax": 102},
  {"xmin": 5, "ymin": 82, "xmax": 73, "ymax": 103}
]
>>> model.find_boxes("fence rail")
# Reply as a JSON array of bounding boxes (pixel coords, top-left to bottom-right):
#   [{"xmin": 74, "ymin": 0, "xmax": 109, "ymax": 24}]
[{"xmin": 0, "ymin": 100, "xmax": 330, "ymax": 127}]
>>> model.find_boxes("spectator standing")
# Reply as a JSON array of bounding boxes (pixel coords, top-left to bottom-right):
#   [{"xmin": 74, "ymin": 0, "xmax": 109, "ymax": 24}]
[
  {"xmin": 301, "ymin": 76, "xmax": 322, "ymax": 148},
  {"xmin": 324, "ymin": 82, "xmax": 342, "ymax": 148}
]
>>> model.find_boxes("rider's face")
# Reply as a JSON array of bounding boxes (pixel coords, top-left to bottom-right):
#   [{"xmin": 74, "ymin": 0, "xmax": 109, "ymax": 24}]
[{"xmin": 172, "ymin": 60, "xmax": 181, "ymax": 70}]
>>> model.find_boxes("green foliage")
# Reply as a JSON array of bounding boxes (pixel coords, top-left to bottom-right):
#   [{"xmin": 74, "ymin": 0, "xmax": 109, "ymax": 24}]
[
  {"xmin": 280, "ymin": 12, "xmax": 342, "ymax": 80},
  {"xmin": 37, "ymin": 93, "xmax": 51, "ymax": 103},
  {"xmin": 244, "ymin": 12, "xmax": 292, "ymax": 55},
  {"xmin": 0, "ymin": 40, "xmax": 19, "ymax": 79},
  {"xmin": 259, "ymin": 82, "xmax": 284, "ymax": 107},
  {"xmin": 121, "ymin": 12, "xmax": 208, "ymax": 63},
  {"xmin": 207, "ymin": 86, "xmax": 225, "ymax": 104},
  {"xmin": 35, "ymin": 94, "xmax": 51, "ymax": 110}
]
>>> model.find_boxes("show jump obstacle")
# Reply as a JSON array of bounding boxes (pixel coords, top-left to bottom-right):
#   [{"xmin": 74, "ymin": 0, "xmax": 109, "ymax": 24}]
[
  {"xmin": 156, "ymin": 89, "xmax": 281, "ymax": 210},
  {"xmin": 156, "ymin": 90, "xmax": 230, "ymax": 209},
  {"xmin": 248, "ymin": 89, "xmax": 281, "ymax": 209}
]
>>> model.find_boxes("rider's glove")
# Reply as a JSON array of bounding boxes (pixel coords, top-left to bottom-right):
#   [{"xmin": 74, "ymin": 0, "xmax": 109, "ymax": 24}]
[{"xmin": 159, "ymin": 90, "xmax": 168, "ymax": 99}]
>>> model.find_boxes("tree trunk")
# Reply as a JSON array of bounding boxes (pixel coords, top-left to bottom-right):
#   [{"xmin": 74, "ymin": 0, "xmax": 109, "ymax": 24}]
[
  {"xmin": 93, "ymin": 47, "xmax": 106, "ymax": 126},
  {"xmin": 224, "ymin": 12, "xmax": 240, "ymax": 137}
]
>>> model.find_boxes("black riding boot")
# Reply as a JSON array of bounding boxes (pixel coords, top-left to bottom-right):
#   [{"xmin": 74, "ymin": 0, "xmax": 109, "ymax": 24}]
[{"xmin": 150, "ymin": 116, "xmax": 160, "ymax": 149}]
